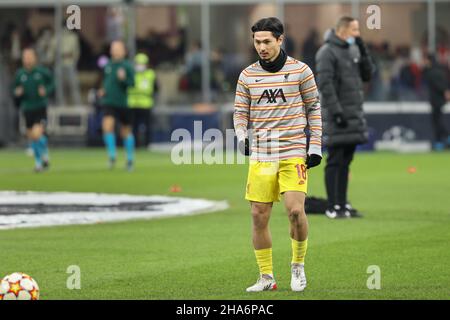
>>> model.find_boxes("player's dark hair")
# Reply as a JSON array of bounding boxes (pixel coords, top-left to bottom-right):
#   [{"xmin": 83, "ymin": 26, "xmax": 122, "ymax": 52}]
[
  {"xmin": 251, "ymin": 17, "xmax": 284, "ymax": 39},
  {"xmin": 336, "ymin": 16, "xmax": 356, "ymax": 31}
]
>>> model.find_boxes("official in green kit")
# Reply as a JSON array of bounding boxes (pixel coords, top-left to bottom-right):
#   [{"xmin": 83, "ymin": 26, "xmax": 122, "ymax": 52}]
[
  {"xmin": 13, "ymin": 48, "xmax": 54, "ymax": 172},
  {"xmin": 99, "ymin": 40, "xmax": 135, "ymax": 171},
  {"xmin": 128, "ymin": 53, "xmax": 157, "ymax": 148}
]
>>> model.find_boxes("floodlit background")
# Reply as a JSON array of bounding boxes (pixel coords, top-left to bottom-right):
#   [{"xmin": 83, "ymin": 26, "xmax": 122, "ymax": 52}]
[{"xmin": 0, "ymin": 0, "xmax": 449, "ymax": 148}]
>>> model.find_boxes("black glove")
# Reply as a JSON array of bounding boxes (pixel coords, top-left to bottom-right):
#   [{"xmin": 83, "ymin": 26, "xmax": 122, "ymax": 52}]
[
  {"xmin": 355, "ymin": 37, "xmax": 369, "ymax": 56},
  {"xmin": 306, "ymin": 154, "xmax": 322, "ymax": 169},
  {"xmin": 238, "ymin": 138, "xmax": 251, "ymax": 156},
  {"xmin": 333, "ymin": 113, "xmax": 348, "ymax": 128}
]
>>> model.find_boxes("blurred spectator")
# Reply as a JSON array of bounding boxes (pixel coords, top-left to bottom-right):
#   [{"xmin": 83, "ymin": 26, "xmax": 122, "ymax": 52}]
[
  {"xmin": 106, "ymin": 7, "xmax": 125, "ymax": 43},
  {"xmin": 222, "ymin": 50, "xmax": 246, "ymax": 92},
  {"xmin": 302, "ymin": 29, "xmax": 320, "ymax": 73},
  {"xmin": 10, "ymin": 25, "xmax": 22, "ymax": 71},
  {"xmin": 422, "ymin": 53, "xmax": 450, "ymax": 150},
  {"xmin": 183, "ymin": 41, "xmax": 203, "ymax": 91},
  {"xmin": 155, "ymin": 28, "xmax": 187, "ymax": 66},
  {"xmin": 365, "ymin": 42, "xmax": 386, "ymax": 101},
  {"xmin": 211, "ymin": 47, "xmax": 226, "ymax": 94},
  {"xmin": 136, "ymin": 28, "xmax": 186, "ymax": 68},
  {"xmin": 77, "ymin": 30, "xmax": 96, "ymax": 70},
  {"xmin": 0, "ymin": 22, "xmax": 15, "ymax": 55},
  {"xmin": 139, "ymin": 29, "xmax": 159, "ymax": 64},
  {"xmin": 35, "ymin": 26, "xmax": 54, "ymax": 69},
  {"xmin": 87, "ymin": 55, "xmax": 109, "ymax": 146},
  {"xmin": 49, "ymin": 26, "xmax": 81, "ymax": 105},
  {"xmin": 390, "ymin": 46, "xmax": 426, "ymax": 101},
  {"xmin": 22, "ymin": 27, "xmax": 35, "ymax": 49},
  {"xmin": 173, "ymin": 27, "xmax": 187, "ymax": 64},
  {"xmin": 185, "ymin": 41, "xmax": 203, "ymax": 73},
  {"xmin": 283, "ymin": 25, "xmax": 296, "ymax": 57}
]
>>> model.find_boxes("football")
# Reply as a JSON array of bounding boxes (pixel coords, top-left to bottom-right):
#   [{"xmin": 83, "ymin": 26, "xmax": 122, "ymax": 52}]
[{"xmin": 0, "ymin": 272, "xmax": 40, "ymax": 300}]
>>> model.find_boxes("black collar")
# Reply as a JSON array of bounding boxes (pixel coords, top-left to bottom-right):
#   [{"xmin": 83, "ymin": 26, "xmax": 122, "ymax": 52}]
[{"xmin": 259, "ymin": 48, "xmax": 287, "ymax": 73}]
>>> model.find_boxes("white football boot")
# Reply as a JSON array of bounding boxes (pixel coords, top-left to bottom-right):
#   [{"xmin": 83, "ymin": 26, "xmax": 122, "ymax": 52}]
[
  {"xmin": 291, "ymin": 263, "xmax": 307, "ymax": 292},
  {"xmin": 246, "ymin": 274, "xmax": 277, "ymax": 292}
]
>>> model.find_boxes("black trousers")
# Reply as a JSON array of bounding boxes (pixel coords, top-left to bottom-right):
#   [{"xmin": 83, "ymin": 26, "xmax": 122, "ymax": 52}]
[
  {"xmin": 325, "ymin": 145, "xmax": 357, "ymax": 209},
  {"xmin": 131, "ymin": 108, "xmax": 152, "ymax": 148},
  {"xmin": 431, "ymin": 104, "xmax": 448, "ymax": 143}
]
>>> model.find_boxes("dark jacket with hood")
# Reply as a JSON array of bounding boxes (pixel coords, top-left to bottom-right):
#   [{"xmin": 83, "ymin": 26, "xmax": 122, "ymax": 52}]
[{"xmin": 315, "ymin": 29, "xmax": 375, "ymax": 147}]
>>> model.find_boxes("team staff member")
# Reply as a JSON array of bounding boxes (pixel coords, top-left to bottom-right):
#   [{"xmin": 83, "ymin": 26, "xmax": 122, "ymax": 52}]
[
  {"xmin": 128, "ymin": 53, "xmax": 157, "ymax": 148},
  {"xmin": 13, "ymin": 48, "xmax": 54, "ymax": 172},
  {"xmin": 315, "ymin": 16, "xmax": 375, "ymax": 219}
]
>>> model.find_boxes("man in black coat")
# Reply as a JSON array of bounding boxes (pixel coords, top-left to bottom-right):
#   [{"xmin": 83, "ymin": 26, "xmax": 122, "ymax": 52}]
[
  {"xmin": 315, "ymin": 16, "xmax": 375, "ymax": 219},
  {"xmin": 422, "ymin": 53, "xmax": 450, "ymax": 150}
]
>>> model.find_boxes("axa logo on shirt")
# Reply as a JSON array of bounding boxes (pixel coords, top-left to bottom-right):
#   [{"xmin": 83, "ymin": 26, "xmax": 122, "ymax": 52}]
[{"xmin": 257, "ymin": 88, "xmax": 287, "ymax": 104}]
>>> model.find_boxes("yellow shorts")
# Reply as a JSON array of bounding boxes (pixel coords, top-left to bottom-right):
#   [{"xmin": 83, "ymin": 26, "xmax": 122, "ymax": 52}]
[{"xmin": 245, "ymin": 158, "xmax": 308, "ymax": 203}]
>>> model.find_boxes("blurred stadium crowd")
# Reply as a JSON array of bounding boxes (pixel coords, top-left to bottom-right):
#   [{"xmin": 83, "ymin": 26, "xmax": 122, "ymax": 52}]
[{"xmin": 0, "ymin": 1, "xmax": 449, "ymax": 147}]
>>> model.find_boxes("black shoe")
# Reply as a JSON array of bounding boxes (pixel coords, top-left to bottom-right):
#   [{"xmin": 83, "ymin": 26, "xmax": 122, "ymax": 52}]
[
  {"xmin": 345, "ymin": 203, "xmax": 363, "ymax": 218},
  {"xmin": 325, "ymin": 205, "xmax": 349, "ymax": 219}
]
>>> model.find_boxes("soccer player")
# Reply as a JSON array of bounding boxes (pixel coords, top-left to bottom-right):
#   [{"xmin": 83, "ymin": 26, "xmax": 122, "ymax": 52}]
[
  {"xmin": 13, "ymin": 48, "xmax": 54, "ymax": 172},
  {"xmin": 99, "ymin": 40, "xmax": 135, "ymax": 171},
  {"xmin": 234, "ymin": 17, "xmax": 322, "ymax": 292}
]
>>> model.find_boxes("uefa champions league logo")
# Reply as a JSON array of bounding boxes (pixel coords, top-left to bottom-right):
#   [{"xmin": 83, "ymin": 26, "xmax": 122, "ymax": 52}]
[{"xmin": 0, "ymin": 192, "xmax": 228, "ymax": 229}]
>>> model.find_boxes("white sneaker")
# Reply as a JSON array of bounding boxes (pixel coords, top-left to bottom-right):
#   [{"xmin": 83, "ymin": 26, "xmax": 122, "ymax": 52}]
[
  {"xmin": 34, "ymin": 164, "xmax": 43, "ymax": 173},
  {"xmin": 246, "ymin": 274, "xmax": 277, "ymax": 292},
  {"xmin": 325, "ymin": 208, "xmax": 338, "ymax": 219},
  {"xmin": 326, "ymin": 205, "xmax": 349, "ymax": 219},
  {"xmin": 108, "ymin": 158, "xmax": 116, "ymax": 170},
  {"xmin": 291, "ymin": 263, "xmax": 307, "ymax": 292}
]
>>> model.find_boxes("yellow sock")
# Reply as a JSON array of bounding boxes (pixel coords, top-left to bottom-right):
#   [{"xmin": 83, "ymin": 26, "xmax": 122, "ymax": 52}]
[
  {"xmin": 254, "ymin": 248, "xmax": 273, "ymax": 276},
  {"xmin": 291, "ymin": 238, "xmax": 308, "ymax": 264}
]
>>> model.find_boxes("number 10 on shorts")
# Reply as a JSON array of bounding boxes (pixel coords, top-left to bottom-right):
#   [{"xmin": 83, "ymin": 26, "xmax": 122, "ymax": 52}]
[{"xmin": 296, "ymin": 164, "xmax": 307, "ymax": 185}]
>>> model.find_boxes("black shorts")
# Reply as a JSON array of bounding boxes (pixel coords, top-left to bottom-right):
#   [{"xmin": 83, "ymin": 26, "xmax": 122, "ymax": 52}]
[
  {"xmin": 102, "ymin": 106, "xmax": 132, "ymax": 126},
  {"xmin": 23, "ymin": 108, "xmax": 47, "ymax": 129}
]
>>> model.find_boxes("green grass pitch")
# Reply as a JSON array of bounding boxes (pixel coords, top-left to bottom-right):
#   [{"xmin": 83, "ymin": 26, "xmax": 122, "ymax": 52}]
[{"xmin": 0, "ymin": 148, "xmax": 449, "ymax": 299}]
